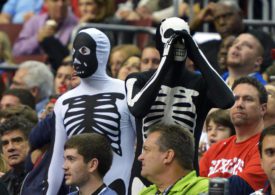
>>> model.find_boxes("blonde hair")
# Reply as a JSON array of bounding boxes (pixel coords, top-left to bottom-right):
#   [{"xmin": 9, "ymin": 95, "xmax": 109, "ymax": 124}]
[{"xmin": 0, "ymin": 31, "xmax": 13, "ymax": 64}]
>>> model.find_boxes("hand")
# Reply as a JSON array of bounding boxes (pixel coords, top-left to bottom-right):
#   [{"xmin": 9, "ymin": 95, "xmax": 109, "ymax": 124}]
[
  {"xmin": 197, "ymin": 2, "xmax": 217, "ymax": 22},
  {"xmin": 189, "ymin": 2, "xmax": 217, "ymax": 31},
  {"xmin": 37, "ymin": 24, "xmax": 56, "ymax": 42},
  {"xmin": 79, "ymin": 13, "xmax": 97, "ymax": 23},
  {"xmin": 23, "ymin": 12, "xmax": 34, "ymax": 22}
]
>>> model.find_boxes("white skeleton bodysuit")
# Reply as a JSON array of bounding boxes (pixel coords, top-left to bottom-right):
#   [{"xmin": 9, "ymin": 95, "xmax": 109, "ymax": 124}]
[
  {"xmin": 46, "ymin": 28, "xmax": 135, "ymax": 195},
  {"xmin": 125, "ymin": 18, "xmax": 235, "ymax": 194}
]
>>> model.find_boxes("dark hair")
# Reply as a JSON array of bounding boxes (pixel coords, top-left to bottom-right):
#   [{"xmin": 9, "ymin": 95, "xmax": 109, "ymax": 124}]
[
  {"xmin": 0, "ymin": 105, "xmax": 38, "ymax": 124},
  {"xmin": 147, "ymin": 124, "xmax": 194, "ymax": 170},
  {"xmin": 0, "ymin": 116, "xmax": 35, "ymax": 138},
  {"xmin": 64, "ymin": 133, "xmax": 113, "ymax": 177},
  {"xmin": 258, "ymin": 125, "xmax": 275, "ymax": 157},
  {"xmin": 205, "ymin": 109, "xmax": 235, "ymax": 136},
  {"xmin": 232, "ymin": 76, "xmax": 268, "ymax": 104},
  {"xmin": 3, "ymin": 88, "xmax": 36, "ymax": 110}
]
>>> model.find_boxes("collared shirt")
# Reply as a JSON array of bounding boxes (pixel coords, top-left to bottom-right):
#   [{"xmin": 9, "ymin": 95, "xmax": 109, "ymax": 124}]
[{"xmin": 139, "ymin": 171, "xmax": 209, "ymax": 195}]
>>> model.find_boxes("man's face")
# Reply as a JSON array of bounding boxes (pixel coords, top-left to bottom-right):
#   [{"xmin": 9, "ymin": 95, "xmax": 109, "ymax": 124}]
[
  {"xmin": 46, "ymin": 0, "xmax": 69, "ymax": 24},
  {"xmin": 63, "ymin": 148, "xmax": 90, "ymax": 186},
  {"xmin": 230, "ymin": 83, "xmax": 266, "ymax": 127},
  {"xmin": 54, "ymin": 65, "xmax": 74, "ymax": 94},
  {"xmin": 227, "ymin": 34, "xmax": 263, "ymax": 72},
  {"xmin": 1, "ymin": 130, "xmax": 29, "ymax": 168},
  {"xmin": 0, "ymin": 95, "xmax": 21, "ymax": 110},
  {"xmin": 140, "ymin": 47, "xmax": 160, "ymax": 72},
  {"xmin": 138, "ymin": 132, "xmax": 167, "ymax": 182},
  {"xmin": 72, "ymin": 32, "xmax": 98, "ymax": 78},
  {"xmin": 213, "ymin": 4, "xmax": 242, "ymax": 38},
  {"xmin": 10, "ymin": 68, "xmax": 28, "ymax": 90},
  {"xmin": 78, "ymin": 0, "xmax": 98, "ymax": 19},
  {"xmin": 261, "ymin": 135, "xmax": 275, "ymax": 182},
  {"xmin": 265, "ymin": 85, "xmax": 275, "ymax": 118}
]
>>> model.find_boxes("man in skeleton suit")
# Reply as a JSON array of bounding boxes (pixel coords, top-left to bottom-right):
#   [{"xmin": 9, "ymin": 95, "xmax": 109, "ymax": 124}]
[
  {"xmin": 46, "ymin": 28, "xmax": 136, "ymax": 195},
  {"xmin": 125, "ymin": 17, "xmax": 235, "ymax": 194}
]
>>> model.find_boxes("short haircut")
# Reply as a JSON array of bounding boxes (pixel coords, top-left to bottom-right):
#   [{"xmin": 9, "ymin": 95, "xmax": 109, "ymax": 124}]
[
  {"xmin": 147, "ymin": 124, "xmax": 194, "ymax": 170},
  {"xmin": 0, "ymin": 116, "xmax": 35, "ymax": 139},
  {"xmin": 232, "ymin": 76, "xmax": 268, "ymax": 104},
  {"xmin": 0, "ymin": 105, "xmax": 38, "ymax": 124},
  {"xmin": 64, "ymin": 133, "xmax": 113, "ymax": 177},
  {"xmin": 258, "ymin": 125, "xmax": 275, "ymax": 157},
  {"xmin": 19, "ymin": 60, "xmax": 54, "ymax": 100},
  {"xmin": 205, "ymin": 109, "xmax": 235, "ymax": 136},
  {"xmin": 218, "ymin": 0, "xmax": 241, "ymax": 12},
  {"xmin": 3, "ymin": 88, "xmax": 36, "ymax": 110}
]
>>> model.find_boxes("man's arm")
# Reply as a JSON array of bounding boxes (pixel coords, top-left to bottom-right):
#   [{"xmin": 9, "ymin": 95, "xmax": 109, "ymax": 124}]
[
  {"xmin": 125, "ymin": 37, "xmax": 176, "ymax": 118},
  {"xmin": 180, "ymin": 30, "xmax": 234, "ymax": 108},
  {"xmin": 12, "ymin": 16, "xmax": 41, "ymax": 56}
]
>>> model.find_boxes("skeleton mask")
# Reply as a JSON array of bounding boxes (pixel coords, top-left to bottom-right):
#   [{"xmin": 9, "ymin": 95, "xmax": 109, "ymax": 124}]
[
  {"xmin": 156, "ymin": 17, "xmax": 190, "ymax": 62},
  {"xmin": 72, "ymin": 32, "xmax": 98, "ymax": 78}
]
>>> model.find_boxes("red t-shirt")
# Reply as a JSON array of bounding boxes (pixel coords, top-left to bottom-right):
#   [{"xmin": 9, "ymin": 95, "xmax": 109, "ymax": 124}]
[{"xmin": 200, "ymin": 133, "xmax": 266, "ymax": 190}]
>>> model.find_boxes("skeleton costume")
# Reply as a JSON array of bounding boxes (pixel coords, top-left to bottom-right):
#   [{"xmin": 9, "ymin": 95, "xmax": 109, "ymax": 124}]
[
  {"xmin": 125, "ymin": 17, "xmax": 235, "ymax": 193},
  {"xmin": 46, "ymin": 28, "xmax": 135, "ymax": 195}
]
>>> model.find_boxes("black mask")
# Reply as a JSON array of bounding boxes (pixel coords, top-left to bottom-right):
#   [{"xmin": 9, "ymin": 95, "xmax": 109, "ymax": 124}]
[{"xmin": 72, "ymin": 32, "xmax": 98, "ymax": 78}]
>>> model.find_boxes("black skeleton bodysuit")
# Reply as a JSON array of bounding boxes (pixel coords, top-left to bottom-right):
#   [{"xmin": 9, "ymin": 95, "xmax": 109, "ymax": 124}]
[
  {"xmin": 125, "ymin": 17, "xmax": 235, "ymax": 194},
  {"xmin": 46, "ymin": 28, "xmax": 136, "ymax": 195}
]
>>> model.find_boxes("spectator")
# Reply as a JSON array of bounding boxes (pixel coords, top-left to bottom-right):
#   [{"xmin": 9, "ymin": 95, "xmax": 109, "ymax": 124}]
[
  {"xmin": 0, "ymin": 88, "xmax": 35, "ymax": 110},
  {"xmin": 190, "ymin": 0, "xmax": 274, "ymax": 74},
  {"xmin": 138, "ymin": 124, "xmax": 209, "ymax": 194},
  {"xmin": 252, "ymin": 125, "xmax": 275, "ymax": 195},
  {"xmin": 12, "ymin": 0, "xmax": 78, "ymax": 70},
  {"xmin": 0, "ymin": 31, "xmax": 14, "ymax": 87},
  {"xmin": 139, "ymin": 45, "xmax": 160, "ymax": 72},
  {"xmin": 199, "ymin": 109, "xmax": 235, "ymax": 156},
  {"xmin": 109, "ymin": 44, "xmax": 141, "ymax": 78},
  {"xmin": 70, "ymin": 0, "xmax": 116, "ymax": 49},
  {"xmin": 10, "ymin": 60, "xmax": 54, "ymax": 114},
  {"xmin": 0, "ymin": 0, "xmax": 44, "ymax": 24},
  {"xmin": 63, "ymin": 133, "xmax": 117, "ymax": 195},
  {"xmin": 54, "ymin": 58, "xmax": 74, "ymax": 95},
  {"xmin": 222, "ymin": 31, "xmax": 267, "ymax": 87},
  {"xmin": 217, "ymin": 35, "xmax": 235, "ymax": 73},
  {"xmin": 46, "ymin": 28, "xmax": 135, "ymax": 195},
  {"xmin": 0, "ymin": 104, "xmax": 38, "ymax": 124},
  {"xmin": 125, "ymin": 17, "xmax": 234, "ymax": 193},
  {"xmin": 117, "ymin": 55, "xmax": 141, "ymax": 80},
  {"xmin": 116, "ymin": 0, "xmax": 189, "ymax": 24},
  {"xmin": 200, "ymin": 77, "xmax": 268, "ymax": 194},
  {"xmin": 0, "ymin": 31, "xmax": 13, "ymax": 66},
  {"xmin": 0, "ymin": 116, "xmax": 36, "ymax": 195},
  {"xmin": 264, "ymin": 84, "xmax": 275, "ymax": 128}
]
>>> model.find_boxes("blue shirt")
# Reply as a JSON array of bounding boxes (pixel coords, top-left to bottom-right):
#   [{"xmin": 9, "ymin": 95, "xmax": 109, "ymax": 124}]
[
  {"xmin": 2, "ymin": 0, "xmax": 44, "ymax": 24},
  {"xmin": 222, "ymin": 71, "xmax": 267, "ymax": 86}
]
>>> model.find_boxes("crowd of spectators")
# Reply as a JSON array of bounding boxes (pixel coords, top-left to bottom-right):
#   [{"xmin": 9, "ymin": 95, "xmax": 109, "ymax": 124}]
[{"xmin": 0, "ymin": 0, "xmax": 275, "ymax": 195}]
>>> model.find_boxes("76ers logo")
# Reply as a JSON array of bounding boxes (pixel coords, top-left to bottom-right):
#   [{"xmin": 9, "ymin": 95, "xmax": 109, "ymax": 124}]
[{"xmin": 208, "ymin": 158, "xmax": 244, "ymax": 177}]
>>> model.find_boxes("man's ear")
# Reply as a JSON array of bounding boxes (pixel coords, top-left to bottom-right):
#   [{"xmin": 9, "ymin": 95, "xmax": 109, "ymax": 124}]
[
  {"xmin": 88, "ymin": 158, "xmax": 99, "ymax": 173},
  {"xmin": 260, "ymin": 103, "xmax": 267, "ymax": 117},
  {"xmin": 163, "ymin": 149, "xmax": 175, "ymax": 164},
  {"xmin": 30, "ymin": 86, "xmax": 39, "ymax": 100}
]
